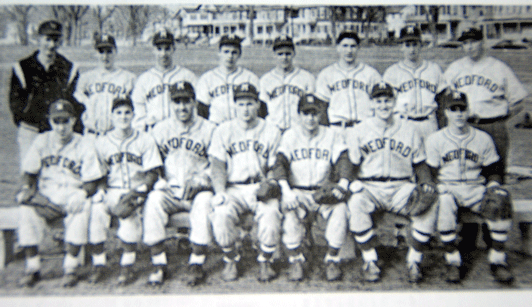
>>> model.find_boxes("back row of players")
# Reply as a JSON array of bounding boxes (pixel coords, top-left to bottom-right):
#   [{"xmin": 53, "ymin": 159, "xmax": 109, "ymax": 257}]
[{"xmin": 10, "ymin": 20, "xmax": 528, "ymax": 288}]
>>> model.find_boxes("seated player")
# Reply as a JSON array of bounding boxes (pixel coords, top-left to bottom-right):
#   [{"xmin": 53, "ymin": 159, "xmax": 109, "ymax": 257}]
[
  {"xmin": 273, "ymin": 94, "xmax": 351, "ymax": 282},
  {"xmin": 88, "ymin": 97, "xmax": 162, "ymax": 285},
  {"xmin": 425, "ymin": 89, "xmax": 514, "ymax": 284},
  {"xmin": 15, "ymin": 99, "xmax": 105, "ymax": 288},
  {"xmin": 143, "ymin": 81, "xmax": 217, "ymax": 286},
  {"xmin": 209, "ymin": 83, "xmax": 283, "ymax": 282},
  {"xmin": 345, "ymin": 82, "xmax": 438, "ymax": 283}
]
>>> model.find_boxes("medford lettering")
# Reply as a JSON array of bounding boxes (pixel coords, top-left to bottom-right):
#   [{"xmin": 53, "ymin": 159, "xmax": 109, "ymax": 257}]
[
  {"xmin": 160, "ymin": 137, "xmax": 207, "ymax": 157},
  {"xmin": 87, "ymin": 82, "xmax": 125, "ymax": 96},
  {"xmin": 360, "ymin": 137, "xmax": 412, "ymax": 157},
  {"xmin": 209, "ymin": 84, "xmax": 236, "ymax": 98},
  {"xmin": 146, "ymin": 83, "xmax": 170, "ymax": 100},
  {"xmin": 289, "ymin": 148, "xmax": 330, "ymax": 162},
  {"xmin": 227, "ymin": 140, "xmax": 269, "ymax": 159},
  {"xmin": 268, "ymin": 84, "xmax": 305, "ymax": 99},
  {"xmin": 442, "ymin": 149, "xmax": 479, "ymax": 163},
  {"xmin": 453, "ymin": 75, "xmax": 499, "ymax": 93},
  {"xmin": 327, "ymin": 79, "xmax": 370, "ymax": 93},
  {"xmin": 41, "ymin": 155, "xmax": 82, "ymax": 175},
  {"xmin": 397, "ymin": 78, "xmax": 437, "ymax": 94},
  {"xmin": 107, "ymin": 152, "xmax": 143, "ymax": 166}
]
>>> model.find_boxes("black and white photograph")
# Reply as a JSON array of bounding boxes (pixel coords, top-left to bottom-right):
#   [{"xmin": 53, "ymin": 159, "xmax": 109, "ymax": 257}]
[{"xmin": 0, "ymin": 2, "xmax": 531, "ymax": 306}]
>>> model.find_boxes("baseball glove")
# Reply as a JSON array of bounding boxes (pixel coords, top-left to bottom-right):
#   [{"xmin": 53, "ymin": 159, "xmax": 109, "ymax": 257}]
[
  {"xmin": 256, "ymin": 179, "xmax": 282, "ymax": 202},
  {"xmin": 312, "ymin": 182, "xmax": 350, "ymax": 205},
  {"xmin": 28, "ymin": 192, "xmax": 66, "ymax": 220},
  {"xmin": 111, "ymin": 190, "xmax": 147, "ymax": 219},
  {"xmin": 183, "ymin": 174, "xmax": 213, "ymax": 200},
  {"xmin": 404, "ymin": 183, "xmax": 437, "ymax": 217},
  {"xmin": 480, "ymin": 186, "xmax": 512, "ymax": 220}
]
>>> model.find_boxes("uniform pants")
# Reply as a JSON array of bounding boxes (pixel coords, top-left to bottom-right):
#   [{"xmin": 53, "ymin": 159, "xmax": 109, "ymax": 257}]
[{"xmin": 470, "ymin": 120, "xmax": 508, "ymax": 180}]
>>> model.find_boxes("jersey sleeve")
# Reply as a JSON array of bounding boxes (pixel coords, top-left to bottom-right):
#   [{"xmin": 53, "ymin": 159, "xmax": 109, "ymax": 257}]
[
  {"xmin": 80, "ymin": 142, "xmax": 105, "ymax": 182},
  {"xmin": 411, "ymin": 125, "xmax": 426, "ymax": 164},
  {"xmin": 195, "ymin": 73, "xmax": 212, "ymax": 105},
  {"xmin": 369, "ymin": 67, "xmax": 383, "ymax": 90},
  {"xmin": 125, "ymin": 71, "xmax": 137, "ymax": 96},
  {"xmin": 345, "ymin": 129, "xmax": 362, "ymax": 165},
  {"xmin": 424, "ymin": 134, "xmax": 441, "ymax": 168},
  {"xmin": 258, "ymin": 74, "xmax": 271, "ymax": 102},
  {"xmin": 306, "ymin": 72, "xmax": 316, "ymax": 94},
  {"xmin": 249, "ymin": 71, "xmax": 260, "ymax": 88},
  {"xmin": 131, "ymin": 75, "xmax": 148, "ymax": 130},
  {"xmin": 142, "ymin": 133, "xmax": 164, "ymax": 171},
  {"xmin": 21, "ymin": 135, "xmax": 44, "ymax": 175},
  {"xmin": 481, "ymin": 133, "xmax": 500, "ymax": 167},
  {"xmin": 94, "ymin": 138, "xmax": 110, "ymax": 174},
  {"xmin": 331, "ymin": 129, "xmax": 348, "ymax": 164},
  {"xmin": 443, "ymin": 62, "xmax": 460, "ymax": 90},
  {"xmin": 501, "ymin": 63, "xmax": 528, "ymax": 106},
  {"xmin": 73, "ymin": 72, "xmax": 89, "ymax": 105},
  {"xmin": 434, "ymin": 64, "xmax": 448, "ymax": 93},
  {"xmin": 208, "ymin": 125, "xmax": 229, "ymax": 162},
  {"xmin": 267, "ymin": 127, "xmax": 282, "ymax": 169},
  {"xmin": 315, "ymin": 68, "xmax": 331, "ymax": 102}
]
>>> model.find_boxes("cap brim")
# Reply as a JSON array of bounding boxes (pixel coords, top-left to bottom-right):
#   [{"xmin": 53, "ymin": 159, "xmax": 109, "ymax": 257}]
[
  {"xmin": 49, "ymin": 111, "xmax": 73, "ymax": 119},
  {"xmin": 171, "ymin": 94, "xmax": 195, "ymax": 100},
  {"xmin": 96, "ymin": 43, "xmax": 115, "ymax": 49},
  {"xmin": 371, "ymin": 91, "xmax": 394, "ymax": 99},
  {"xmin": 445, "ymin": 101, "xmax": 467, "ymax": 108},
  {"xmin": 234, "ymin": 94, "xmax": 258, "ymax": 101}
]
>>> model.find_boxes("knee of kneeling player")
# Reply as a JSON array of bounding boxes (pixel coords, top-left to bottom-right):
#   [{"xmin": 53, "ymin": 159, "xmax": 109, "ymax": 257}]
[{"xmin": 481, "ymin": 200, "xmax": 513, "ymax": 221}]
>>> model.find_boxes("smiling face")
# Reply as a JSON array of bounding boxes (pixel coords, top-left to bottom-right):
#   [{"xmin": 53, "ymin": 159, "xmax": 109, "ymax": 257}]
[
  {"xmin": 275, "ymin": 47, "xmax": 295, "ymax": 71},
  {"xmin": 219, "ymin": 45, "xmax": 241, "ymax": 70},
  {"xmin": 372, "ymin": 95, "xmax": 396, "ymax": 121},
  {"xmin": 171, "ymin": 97, "xmax": 195, "ymax": 123},
  {"xmin": 111, "ymin": 105, "xmax": 134, "ymax": 130},
  {"xmin": 38, "ymin": 35, "xmax": 62, "ymax": 58},
  {"xmin": 97, "ymin": 47, "xmax": 116, "ymax": 70},
  {"xmin": 401, "ymin": 40, "xmax": 421, "ymax": 62},
  {"xmin": 154, "ymin": 43, "xmax": 175, "ymax": 69},
  {"xmin": 462, "ymin": 39, "xmax": 484, "ymax": 61},
  {"xmin": 235, "ymin": 97, "xmax": 259, "ymax": 123},
  {"xmin": 336, "ymin": 38, "xmax": 359, "ymax": 64},
  {"xmin": 50, "ymin": 115, "xmax": 75, "ymax": 142}
]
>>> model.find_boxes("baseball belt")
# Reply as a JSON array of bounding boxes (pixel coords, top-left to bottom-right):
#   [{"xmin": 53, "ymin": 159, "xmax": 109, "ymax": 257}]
[
  {"xmin": 360, "ymin": 177, "xmax": 411, "ymax": 182},
  {"xmin": 407, "ymin": 115, "xmax": 430, "ymax": 121},
  {"xmin": 228, "ymin": 176, "xmax": 262, "ymax": 185},
  {"xmin": 330, "ymin": 120, "xmax": 360, "ymax": 128}
]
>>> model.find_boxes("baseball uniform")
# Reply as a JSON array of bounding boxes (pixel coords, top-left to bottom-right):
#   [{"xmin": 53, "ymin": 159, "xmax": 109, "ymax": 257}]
[{"xmin": 196, "ymin": 67, "xmax": 259, "ymax": 124}]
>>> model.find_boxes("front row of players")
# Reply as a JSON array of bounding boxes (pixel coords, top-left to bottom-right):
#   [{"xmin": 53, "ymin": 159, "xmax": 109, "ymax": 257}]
[{"xmin": 15, "ymin": 80, "xmax": 514, "ymax": 288}]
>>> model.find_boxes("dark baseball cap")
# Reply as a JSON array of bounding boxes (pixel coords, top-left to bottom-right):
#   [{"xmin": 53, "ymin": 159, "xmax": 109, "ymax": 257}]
[
  {"xmin": 371, "ymin": 82, "xmax": 395, "ymax": 99},
  {"xmin": 48, "ymin": 99, "xmax": 75, "ymax": 118},
  {"xmin": 38, "ymin": 20, "xmax": 62, "ymax": 37},
  {"xmin": 234, "ymin": 83, "xmax": 258, "ymax": 101},
  {"xmin": 153, "ymin": 29, "xmax": 175, "ymax": 46},
  {"xmin": 219, "ymin": 35, "xmax": 242, "ymax": 49},
  {"xmin": 169, "ymin": 81, "xmax": 195, "ymax": 100},
  {"xmin": 273, "ymin": 35, "xmax": 294, "ymax": 51},
  {"xmin": 336, "ymin": 31, "xmax": 360, "ymax": 45},
  {"xmin": 458, "ymin": 27, "xmax": 483, "ymax": 42},
  {"xmin": 112, "ymin": 96, "xmax": 134, "ymax": 111},
  {"xmin": 298, "ymin": 94, "xmax": 323, "ymax": 113},
  {"xmin": 399, "ymin": 25, "xmax": 421, "ymax": 42},
  {"xmin": 95, "ymin": 34, "xmax": 116, "ymax": 49},
  {"xmin": 438, "ymin": 89, "xmax": 468, "ymax": 109}
]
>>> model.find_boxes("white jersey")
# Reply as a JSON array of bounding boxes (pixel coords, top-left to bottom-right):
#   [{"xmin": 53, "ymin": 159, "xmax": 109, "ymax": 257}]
[
  {"xmin": 346, "ymin": 116, "xmax": 425, "ymax": 179},
  {"xmin": 151, "ymin": 115, "xmax": 216, "ymax": 188},
  {"xmin": 425, "ymin": 126, "xmax": 499, "ymax": 183},
  {"xmin": 259, "ymin": 67, "xmax": 315, "ymax": 131},
  {"xmin": 208, "ymin": 119, "xmax": 281, "ymax": 183},
  {"xmin": 95, "ymin": 130, "xmax": 163, "ymax": 189},
  {"xmin": 22, "ymin": 132, "xmax": 105, "ymax": 191},
  {"xmin": 444, "ymin": 56, "xmax": 528, "ymax": 119},
  {"xmin": 74, "ymin": 67, "xmax": 136, "ymax": 133},
  {"xmin": 131, "ymin": 66, "xmax": 197, "ymax": 130},
  {"xmin": 315, "ymin": 62, "xmax": 381, "ymax": 123},
  {"xmin": 196, "ymin": 66, "xmax": 259, "ymax": 124},
  {"xmin": 277, "ymin": 125, "xmax": 346, "ymax": 187},
  {"xmin": 383, "ymin": 60, "xmax": 446, "ymax": 118}
]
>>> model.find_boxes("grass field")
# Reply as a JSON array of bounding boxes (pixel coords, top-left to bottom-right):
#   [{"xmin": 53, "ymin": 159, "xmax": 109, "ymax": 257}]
[{"xmin": 1, "ymin": 44, "xmax": 532, "ymax": 296}]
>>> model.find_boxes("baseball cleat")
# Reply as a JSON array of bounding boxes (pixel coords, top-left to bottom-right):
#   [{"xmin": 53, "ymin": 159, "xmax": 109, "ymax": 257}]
[
  {"xmin": 19, "ymin": 272, "xmax": 40, "ymax": 288},
  {"xmin": 221, "ymin": 260, "xmax": 238, "ymax": 282},
  {"xmin": 117, "ymin": 266, "xmax": 135, "ymax": 286},
  {"xmin": 407, "ymin": 262, "xmax": 422, "ymax": 283},
  {"xmin": 490, "ymin": 264, "xmax": 514, "ymax": 283},
  {"xmin": 445, "ymin": 265, "xmax": 461, "ymax": 283},
  {"xmin": 258, "ymin": 261, "xmax": 276, "ymax": 282},
  {"xmin": 288, "ymin": 260, "xmax": 304, "ymax": 282},
  {"xmin": 362, "ymin": 261, "xmax": 381, "ymax": 282},
  {"xmin": 88, "ymin": 266, "xmax": 106, "ymax": 284},
  {"xmin": 185, "ymin": 264, "xmax": 206, "ymax": 286},
  {"xmin": 325, "ymin": 261, "xmax": 342, "ymax": 282},
  {"xmin": 62, "ymin": 273, "xmax": 79, "ymax": 288},
  {"xmin": 147, "ymin": 266, "xmax": 166, "ymax": 286}
]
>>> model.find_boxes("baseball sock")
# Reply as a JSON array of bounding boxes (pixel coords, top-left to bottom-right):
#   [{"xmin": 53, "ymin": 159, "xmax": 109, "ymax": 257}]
[
  {"xmin": 63, "ymin": 253, "xmax": 79, "ymax": 275},
  {"xmin": 488, "ymin": 248, "xmax": 507, "ymax": 265},
  {"xmin": 406, "ymin": 247, "xmax": 423, "ymax": 264},
  {"xmin": 189, "ymin": 244, "xmax": 207, "ymax": 265},
  {"xmin": 151, "ymin": 252, "xmax": 167, "ymax": 266},
  {"xmin": 25, "ymin": 255, "xmax": 41, "ymax": 274},
  {"xmin": 361, "ymin": 248, "xmax": 378, "ymax": 263},
  {"xmin": 92, "ymin": 253, "xmax": 106, "ymax": 266},
  {"xmin": 287, "ymin": 246, "xmax": 304, "ymax": 263},
  {"xmin": 445, "ymin": 250, "xmax": 462, "ymax": 266},
  {"xmin": 121, "ymin": 252, "xmax": 136, "ymax": 267},
  {"xmin": 222, "ymin": 247, "xmax": 239, "ymax": 262}
]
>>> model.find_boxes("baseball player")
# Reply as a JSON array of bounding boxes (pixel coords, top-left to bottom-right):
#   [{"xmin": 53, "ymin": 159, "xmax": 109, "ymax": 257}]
[
  {"xmin": 273, "ymin": 94, "xmax": 351, "ymax": 282},
  {"xmin": 345, "ymin": 82, "xmax": 438, "ymax": 283},
  {"xmin": 10, "ymin": 20, "xmax": 83, "ymax": 168},
  {"xmin": 443, "ymin": 27, "xmax": 528, "ymax": 179},
  {"xmin": 195, "ymin": 35, "xmax": 259, "ymax": 124},
  {"xmin": 88, "ymin": 97, "xmax": 162, "ymax": 285},
  {"xmin": 259, "ymin": 35, "xmax": 316, "ymax": 132},
  {"xmin": 131, "ymin": 29, "xmax": 197, "ymax": 131},
  {"xmin": 15, "ymin": 99, "xmax": 105, "ymax": 288},
  {"xmin": 142, "ymin": 81, "xmax": 217, "ymax": 286},
  {"xmin": 425, "ymin": 89, "xmax": 513, "ymax": 283},
  {"xmin": 383, "ymin": 26, "xmax": 446, "ymax": 140},
  {"xmin": 315, "ymin": 31, "xmax": 381, "ymax": 130},
  {"xmin": 74, "ymin": 34, "xmax": 136, "ymax": 136},
  {"xmin": 209, "ymin": 83, "xmax": 282, "ymax": 282}
]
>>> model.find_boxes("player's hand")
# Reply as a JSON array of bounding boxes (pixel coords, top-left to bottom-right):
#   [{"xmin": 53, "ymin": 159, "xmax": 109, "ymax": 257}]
[
  {"xmin": 211, "ymin": 192, "xmax": 229, "ymax": 207},
  {"xmin": 332, "ymin": 186, "xmax": 347, "ymax": 201},
  {"xmin": 66, "ymin": 189, "xmax": 89, "ymax": 214},
  {"xmin": 15, "ymin": 186, "xmax": 35, "ymax": 204},
  {"xmin": 282, "ymin": 189, "xmax": 299, "ymax": 211},
  {"xmin": 420, "ymin": 183, "xmax": 435, "ymax": 194}
]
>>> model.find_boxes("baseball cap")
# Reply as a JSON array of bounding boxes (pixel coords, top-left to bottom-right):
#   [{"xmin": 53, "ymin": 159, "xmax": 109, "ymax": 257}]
[
  {"xmin": 38, "ymin": 20, "xmax": 62, "ymax": 37},
  {"xmin": 153, "ymin": 29, "xmax": 175, "ymax": 46},
  {"xmin": 48, "ymin": 99, "xmax": 75, "ymax": 118},
  {"xmin": 336, "ymin": 31, "xmax": 360, "ymax": 45},
  {"xmin": 95, "ymin": 34, "xmax": 116, "ymax": 49},
  {"xmin": 234, "ymin": 83, "xmax": 258, "ymax": 101},
  {"xmin": 298, "ymin": 94, "xmax": 323, "ymax": 113},
  {"xmin": 437, "ymin": 89, "xmax": 468, "ymax": 109},
  {"xmin": 219, "ymin": 35, "xmax": 242, "ymax": 49},
  {"xmin": 399, "ymin": 25, "xmax": 421, "ymax": 43},
  {"xmin": 273, "ymin": 35, "xmax": 294, "ymax": 51},
  {"xmin": 458, "ymin": 27, "xmax": 483, "ymax": 42},
  {"xmin": 112, "ymin": 96, "xmax": 134, "ymax": 111},
  {"xmin": 169, "ymin": 81, "xmax": 195, "ymax": 100},
  {"xmin": 371, "ymin": 82, "xmax": 395, "ymax": 99}
]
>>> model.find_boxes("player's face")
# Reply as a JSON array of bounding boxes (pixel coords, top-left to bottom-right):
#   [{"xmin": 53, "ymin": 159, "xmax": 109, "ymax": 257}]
[
  {"xmin": 219, "ymin": 45, "xmax": 241, "ymax": 69},
  {"xmin": 154, "ymin": 43, "xmax": 175, "ymax": 68},
  {"xmin": 299, "ymin": 109, "xmax": 320, "ymax": 132},
  {"xmin": 50, "ymin": 116, "xmax": 75, "ymax": 141},
  {"xmin": 235, "ymin": 98, "xmax": 259, "ymax": 123},
  {"xmin": 171, "ymin": 97, "xmax": 195, "ymax": 123},
  {"xmin": 97, "ymin": 47, "xmax": 116, "ymax": 69},
  {"xmin": 38, "ymin": 35, "xmax": 62, "ymax": 57},
  {"xmin": 336, "ymin": 38, "xmax": 359, "ymax": 64},
  {"xmin": 275, "ymin": 47, "xmax": 295, "ymax": 70},
  {"xmin": 462, "ymin": 39, "xmax": 483, "ymax": 61},
  {"xmin": 445, "ymin": 105, "xmax": 469, "ymax": 129},
  {"xmin": 372, "ymin": 96, "xmax": 396, "ymax": 120},
  {"xmin": 111, "ymin": 105, "xmax": 134, "ymax": 130},
  {"xmin": 401, "ymin": 40, "xmax": 421, "ymax": 62}
]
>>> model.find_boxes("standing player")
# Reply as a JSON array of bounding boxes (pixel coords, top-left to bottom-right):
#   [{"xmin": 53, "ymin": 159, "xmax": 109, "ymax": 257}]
[
  {"xmin": 315, "ymin": 31, "xmax": 381, "ymax": 129},
  {"xmin": 74, "ymin": 34, "xmax": 136, "ymax": 136},
  {"xmin": 131, "ymin": 29, "xmax": 197, "ymax": 131},
  {"xmin": 15, "ymin": 99, "xmax": 105, "ymax": 287},
  {"xmin": 443, "ymin": 27, "xmax": 528, "ymax": 178},
  {"xmin": 259, "ymin": 36, "xmax": 316, "ymax": 132},
  {"xmin": 273, "ymin": 94, "xmax": 351, "ymax": 282},
  {"xmin": 209, "ymin": 83, "xmax": 282, "ymax": 282},
  {"xmin": 142, "ymin": 82, "xmax": 217, "ymax": 286},
  {"xmin": 425, "ymin": 90, "xmax": 513, "ymax": 283},
  {"xmin": 88, "ymin": 97, "xmax": 162, "ymax": 285},
  {"xmin": 383, "ymin": 26, "xmax": 446, "ymax": 140},
  {"xmin": 345, "ymin": 82, "xmax": 438, "ymax": 283},
  {"xmin": 195, "ymin": 35, "xmax": 259, "ymax": 124}
]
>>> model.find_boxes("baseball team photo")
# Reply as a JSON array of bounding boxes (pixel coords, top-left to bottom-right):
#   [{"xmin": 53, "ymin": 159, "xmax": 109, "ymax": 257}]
[{"xmin": 2, "ymin": 4, "xmax": 532, "ymax": 299}]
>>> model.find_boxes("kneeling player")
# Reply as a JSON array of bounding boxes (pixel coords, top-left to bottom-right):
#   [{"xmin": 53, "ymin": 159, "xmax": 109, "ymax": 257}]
[
  {"xmin": 209, "ymin": 83, "xmax": 283, "ymax": 282},
  {"xmin": 143, "ymin": 82, "xmax": 217, "ymax": 286},
  {"xmin": 425, "ymin": 90, "xmax": 513, "ymax": 283},
  {"xmin": 273, "ymin": 94, "xmax": 350, "ymax": 281},
  {"xmin": 89, "ymin": 97, "xmax": 162, "ymax": 285},
  {"xmin": 345, "ymin": 82, "xmax": 438, "ymax": 283},
  {"xmin": 16, "ymin": 100, "xmax": 105, "ymax": 287}
]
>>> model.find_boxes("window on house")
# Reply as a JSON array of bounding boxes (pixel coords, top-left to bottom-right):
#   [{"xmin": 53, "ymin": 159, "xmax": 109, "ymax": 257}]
[
  {"xmin": 215, "ymin": 27, "xmax": 220, "ymax": 34},
  {"xmin": 224, "ymin": 26, "xmax": 228, "ymax": 33},
  {"xmin": 266, "ymin": 26, "xmax": 273, "ymax": 34},
  {"xmin": 231, "ymin": 26, "xmax": 236, "ymax": 33},
  {"xmin": 258, "ymin": 26, "xmax": 263, "ymax": 34}
]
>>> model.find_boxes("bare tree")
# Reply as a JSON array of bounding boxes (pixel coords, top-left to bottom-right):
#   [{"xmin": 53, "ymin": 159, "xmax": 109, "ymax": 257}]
[
  {"xmin": 120, "ymin": 5, "xmax": 151, "ymax": 46},
  {"xmin": 357, "ymin": 6, "xmax": 386, "ymax": 40},
  {"xmin": 424, "ymin": 5, "xmax": 440, "ymax": 46},
  {"xmin": 52, "ymin": 5, "xmax": 90, "ymax": 46},
  {"xmin": 3, "ymin": 5, "xmax": 33, "ymax": 45},
  {"xmin": 92, "ymin": 5, "xmax": 116, "ymax": 36}
]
